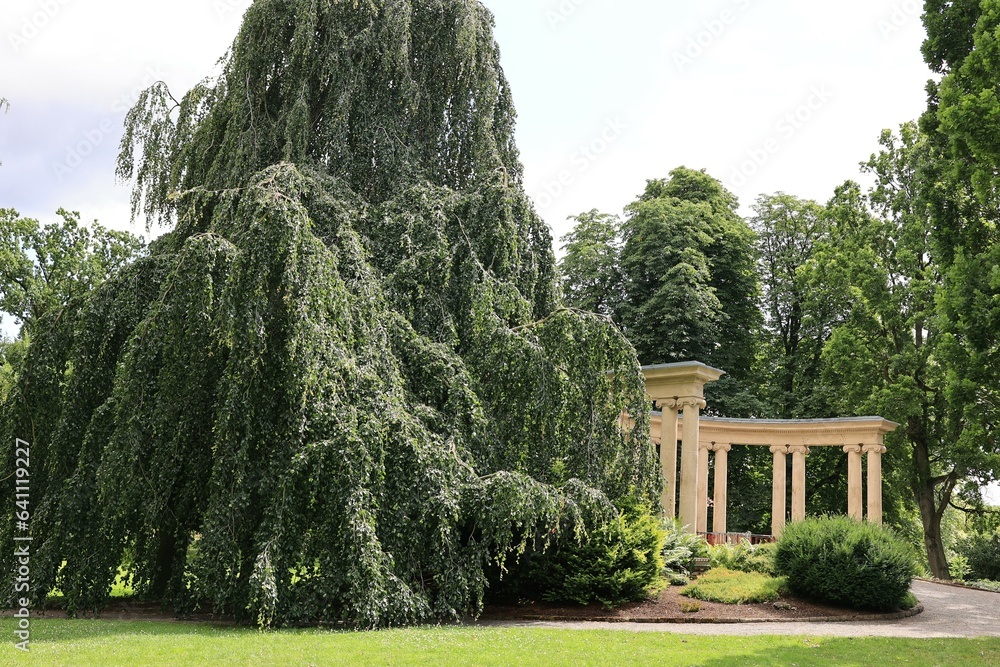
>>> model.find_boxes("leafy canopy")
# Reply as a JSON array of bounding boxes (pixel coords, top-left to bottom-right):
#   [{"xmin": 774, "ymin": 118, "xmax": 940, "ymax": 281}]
[
  {"xmin": 1, "ymin": 0, "xmax": 657, "ymax": 628},
  {"xmin": 0, "ymin": 208, "xmax": 145, "ymax": 332}
]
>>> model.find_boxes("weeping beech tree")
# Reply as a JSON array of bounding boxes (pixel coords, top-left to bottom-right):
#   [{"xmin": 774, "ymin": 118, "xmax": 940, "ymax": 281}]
[{"xmin": 1, "ymin": 0, "xmax": 657, "ymax": 627}]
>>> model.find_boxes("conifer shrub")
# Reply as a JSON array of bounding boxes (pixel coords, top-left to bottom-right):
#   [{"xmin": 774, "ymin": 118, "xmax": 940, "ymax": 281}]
[
  {"xmin": 509, "ymin": 499, "xmax": 666, "ymax": 608},
  {"xmin": 774, "ymin": 516, "xmax": 916, "ymax": 612}
]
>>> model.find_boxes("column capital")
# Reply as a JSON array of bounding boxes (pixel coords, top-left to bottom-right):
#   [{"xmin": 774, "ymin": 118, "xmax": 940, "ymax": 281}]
[
  {"xmin": 843, "ymin": 444, "xmax": 863, "ymax": 455},
  {"xmin": 676, "ymin": 397, "xmax": 707, "ymax": 410},
  {"xmin": 788, "ymin": 445, "xmax": 810, "ymax": 456},
  {"xmin": 769, "ymin": 445, "xmax": 788, "ymax": 455},
  {"xmin": 863, "ymin": 445, "xmax": 887, "ymax": 455},
  {"xmin": 659, "ymin": 398, "xmax": 680, "ymax": 410},
  {"xmin": 713, "ymin": 443, "xmax": 733, "ymax": 453},
  {"xmin": 699, "ymin": 441, "xmax": 715, "ymax": 451}
]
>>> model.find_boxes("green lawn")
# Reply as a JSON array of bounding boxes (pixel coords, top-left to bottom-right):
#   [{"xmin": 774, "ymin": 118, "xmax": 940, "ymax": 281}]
[{"xmin": 1, "ymin": 619, "xmax": 998, "ymax": 666}]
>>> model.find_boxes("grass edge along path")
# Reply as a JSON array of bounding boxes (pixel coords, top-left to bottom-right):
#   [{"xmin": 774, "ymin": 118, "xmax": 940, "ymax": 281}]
[{"xmin": 1, "ymin": 619, "xmax": 999, "ymax": 666}]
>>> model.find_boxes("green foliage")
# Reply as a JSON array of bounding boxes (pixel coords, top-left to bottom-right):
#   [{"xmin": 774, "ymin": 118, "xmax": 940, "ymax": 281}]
[
  {"xmin": 708, "ymin": 541, "xmax": 777, "ymax": 577},
  {"xmin": 557, "ymin": 168, "xmax": 762, "ymax": 416},
  {"xmin": 968, "ymin": 580, "xmax": 1000, "ymax": 593},
  {"xmin": 513, "ymin": 500, "xmax": 667, "ymax": 608},
  {"xmin": 618, "ymin": 169, "xmax": 760, "ymax": 395},
  {"xmin": 751, "ymin": 193, "xmax": 832, "ymax": 419},
  {"xmin": 679, "ymin": 568, "xmax": 785, "ymax": 605},
  {"xmin": 956, "ymin": 532, "xmax": 1000, "ymax": 582},
  {"xmin": 660, "ymin": 519, "xmax": 709, "ymax": 575},
  {"xmin": 774, "ymin": 516, "xmax": 917, "ymax": 612},
  {"xmin": 0, "ymin": 208, "xmax": 145, "ymax": 331},
  {"xmin": 1, "ymin": 0, "xmax": 657, "ymax": 630},
  {"xmin": 558, "ymin": 210, "xmax": 621, "ymax": 317},
  {"xmin": 0, "ymin": 337, "xmax": 28, "ymax": 402}
]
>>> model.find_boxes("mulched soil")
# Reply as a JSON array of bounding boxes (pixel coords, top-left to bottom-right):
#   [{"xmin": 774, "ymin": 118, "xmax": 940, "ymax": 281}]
[
  {"xmin": 8, "ymin": 584, "xmax": 916, "ymax": 625},
  {"xmin": 479, "ymin": 585, "xmax": 905, "ymax": 623}
]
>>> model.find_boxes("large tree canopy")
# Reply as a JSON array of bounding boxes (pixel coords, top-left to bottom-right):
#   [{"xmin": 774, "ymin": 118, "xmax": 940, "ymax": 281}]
[
  {"xmin": 0, "ymin": 208, "xmax": 145, "ymax": 332},
  {"xmin": 0, "ymin": 0, "xmax": 656, "ymax": 628}
]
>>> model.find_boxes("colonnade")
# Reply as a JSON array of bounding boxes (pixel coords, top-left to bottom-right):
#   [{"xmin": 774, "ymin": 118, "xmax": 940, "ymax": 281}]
[{"xmin": 642, "ymin": 363, "xmax": 898, "ymax": 536}]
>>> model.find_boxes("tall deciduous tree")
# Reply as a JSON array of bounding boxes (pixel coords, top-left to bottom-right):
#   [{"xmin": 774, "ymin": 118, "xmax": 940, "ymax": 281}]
[
  {"xmin": 1, "ymin": 0, "xmax": 656, "ymax": 628},
  {"xmin": 817, "ymin": 124, "xmax": 999, "ymax": 578},
  {"xmin": 558, "ymin": 210, "xmax": 621, "ymax": 317},
  {"xmin": 0, "ymin": 208, "xmax": 145, "ymax": 332},
  {"xmin": 616, "ymin": 168, "xmax": 761, "ymax": 416},
  {"xmin": 751, "ymin": 193, "xmax": 832, "ymax": 418}
]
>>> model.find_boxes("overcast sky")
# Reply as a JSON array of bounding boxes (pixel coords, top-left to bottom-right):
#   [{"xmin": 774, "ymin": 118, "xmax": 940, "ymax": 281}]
[{"xmin": 1, "ymin": 1, "xmax": 995, "ymax": 501}]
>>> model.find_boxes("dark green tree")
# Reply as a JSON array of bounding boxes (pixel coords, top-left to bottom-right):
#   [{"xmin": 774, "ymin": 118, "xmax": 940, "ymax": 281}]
[
  {"xmin": 751, "ymin": 193, "xmax": 832, "ymax": 418},
  {"xmin": 816, "ymin": 124, "xmax": 999, "ymax": 578},
  {"xmin": 558, "ymin": 210, "xmax": 621, "ymax": 316},
  {"xmin": 1, "ymin": 0, "xmax": 656, "ymax": 628},
  {"xmin": 917, "ymin": 0, "xmax": 1000, "ymax": 575},
  {"xmin": 616, "ymin": 168, "xmax": 760, "ymax": 416}
]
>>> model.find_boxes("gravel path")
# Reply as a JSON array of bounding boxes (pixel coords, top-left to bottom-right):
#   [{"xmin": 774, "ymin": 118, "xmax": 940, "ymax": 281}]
[{"xmin": 479, "ymin": 581, "xmax": 1000, "ymax": 638}]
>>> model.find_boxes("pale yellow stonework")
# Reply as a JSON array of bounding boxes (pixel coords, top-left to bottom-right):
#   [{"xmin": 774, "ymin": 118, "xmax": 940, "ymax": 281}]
[{"xmin": 640, "ymin": 363, "xmax": 899, "ymax": 535}]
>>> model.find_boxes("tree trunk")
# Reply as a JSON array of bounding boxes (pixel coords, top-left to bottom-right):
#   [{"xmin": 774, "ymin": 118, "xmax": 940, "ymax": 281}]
[
  {"xmin": 910, "ymin": 417, "xmax": 953, "ymax": 579},
  {"xmin": 916, "ymin": 481, "xmax": 951, "ymax": 579}
]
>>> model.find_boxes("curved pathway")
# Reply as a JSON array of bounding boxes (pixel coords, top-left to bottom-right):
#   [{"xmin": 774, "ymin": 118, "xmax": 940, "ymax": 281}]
[{"xmin": 482, "ymin": 581, "xmax": 1000, "ymax": 638}]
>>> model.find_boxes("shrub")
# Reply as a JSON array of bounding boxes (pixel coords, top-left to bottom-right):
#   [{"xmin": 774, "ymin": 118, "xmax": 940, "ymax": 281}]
[
  {"xmin": 956, "ymin": 533, "xmax": 1000, "ymax": 581},
  {"xmin": 968, "ymin": 580, "xmax": 1000, "ymax": 593},
  {"xmin": 680, "ymin": 568, "xmax": 785, "ymax": 604},
  {"xmin": 774, "ymin": 516, "xmax": 917, "ymax": 612},
  {"xmin": 709, "ymin": 540, "xmax": 777, "ymax": 576},
  {"xmin": 660, "ymin": 520, "xmax": 709, "ymax": 575},
  {"xmin": 517, "ymin": 500, "xmax": 666, "ymax": 608}
]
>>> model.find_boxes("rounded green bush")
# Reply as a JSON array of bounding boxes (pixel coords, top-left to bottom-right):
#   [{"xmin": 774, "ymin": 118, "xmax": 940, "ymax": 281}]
[
  {"xmin": 957, "ymin": 532, "xmax": 1000, "ymax": 581},
  {"xmin": 774, "ymin": 516, "xmax": 916, "ymax": 612}
]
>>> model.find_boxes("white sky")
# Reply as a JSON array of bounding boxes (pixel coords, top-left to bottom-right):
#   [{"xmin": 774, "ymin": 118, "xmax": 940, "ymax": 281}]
[{"xmin": 0, "ymin": 0, "xmax": 996, "ymax": 502}]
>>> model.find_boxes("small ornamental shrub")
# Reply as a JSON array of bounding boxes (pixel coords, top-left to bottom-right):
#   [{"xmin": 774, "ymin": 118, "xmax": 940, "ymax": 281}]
[
  {"xmin": 660, "ymin": 520, "xmax": 710, "ymax": 575},
  {"xmin": 680, "ymin": 568, "xmax": 785, "ymax": 604},
  {"xmin": 968, "ymin": 580, "xmax": 1000, "ymax": 593},
  {"xmin": 956, "ymin": 533, "xmax": 1000, "ymax": 582},
  {"xmin": 709, "ymin": 540, "xmax": 777, "ymax": 576},
  {"xmin": 518, "ymin": 499, "xmax": 666, "ymax": 608},
  {"xmin": 774, "ymin": 516, "xmax": 917, "ymax": 612}
]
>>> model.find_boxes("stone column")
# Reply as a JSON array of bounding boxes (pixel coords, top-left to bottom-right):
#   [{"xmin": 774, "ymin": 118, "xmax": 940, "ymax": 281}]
[
  {"xmin": 660, "ymin": 401, "xmax": 679, "ymax": 518},
  {"xmin": 712, "ymin": 444, "xmax": 732, "ymax": 534},
  {"xmin": 770, "ymin": 445, "xmax": 788, "ymax": 537},
  {"xmin": 789, "ymin": 445, "xmax": 810, "ymax": 523},
  {"xmin": 697, "ymin": 441, "xmax": 712, "ymax": 533},
  {"xmin": 678, "ymin": 398, "xmax": 706, "ymax": 533},
  {"xmin": 844, "ymin": 444, "xmax": 864, "ymax": 521},
  {"xmin": 865, "ymin": 445, "xmax": 887, "ymax": 525}
]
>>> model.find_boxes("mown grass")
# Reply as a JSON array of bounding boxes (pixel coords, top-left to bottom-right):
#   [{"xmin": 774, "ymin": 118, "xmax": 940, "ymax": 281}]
[
  {"xmin": 680, "ymin": 568, "xmax": 786, "ymax": 604},
  {"xmin": 1, "ymin": 619, "xmax": 999, "ymax": 666}
]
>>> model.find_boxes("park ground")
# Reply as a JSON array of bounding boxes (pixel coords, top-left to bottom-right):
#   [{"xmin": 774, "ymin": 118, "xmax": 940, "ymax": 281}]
[{"xmin": 1, "ymin": 581, "xmax": 998, "ymax": 666}]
